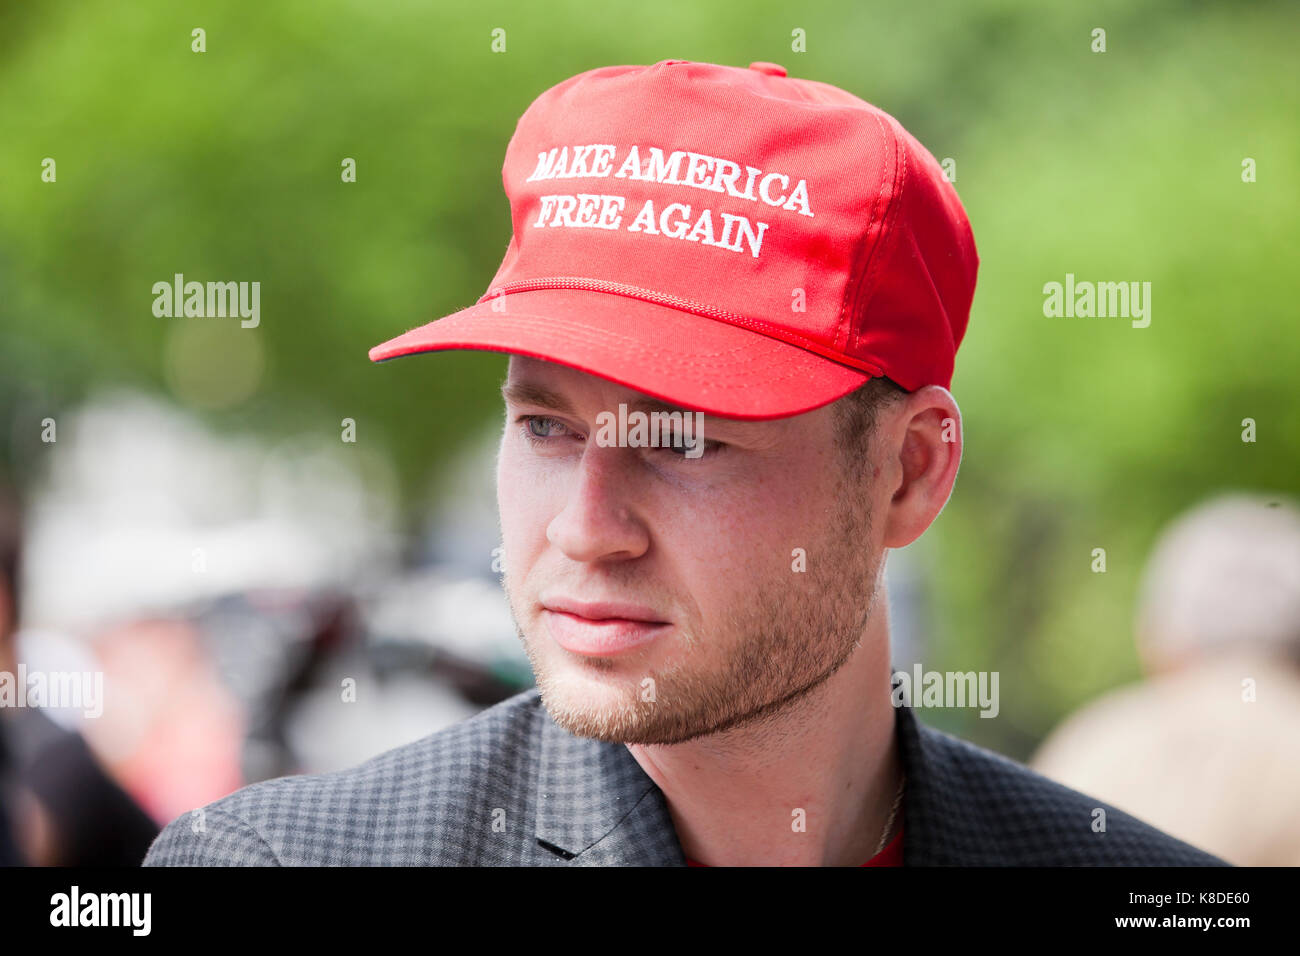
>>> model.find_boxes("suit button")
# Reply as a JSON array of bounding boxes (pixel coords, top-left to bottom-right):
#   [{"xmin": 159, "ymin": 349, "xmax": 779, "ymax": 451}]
[{"xmin": 748, "ymin": 61, "xmax": 787, "ymax": 77}]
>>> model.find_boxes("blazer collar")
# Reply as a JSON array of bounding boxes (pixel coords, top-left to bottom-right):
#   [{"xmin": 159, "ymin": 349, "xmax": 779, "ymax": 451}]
[
  {"xmin": 532, "ymin": 691, "xmax": 961, "ymax": 866},
  {"xmin": 893, "ymin": 701, "xmax": 973, "ymax": 865},
  {"xmin": 533, "ymin": 706, "xmax": 686, "ymax": 865}
]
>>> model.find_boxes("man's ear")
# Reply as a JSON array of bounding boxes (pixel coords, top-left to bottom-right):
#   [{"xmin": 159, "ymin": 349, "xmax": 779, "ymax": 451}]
[{"xmin": 879, "ymin": 385, "xmax": 962, "ymax": 549}]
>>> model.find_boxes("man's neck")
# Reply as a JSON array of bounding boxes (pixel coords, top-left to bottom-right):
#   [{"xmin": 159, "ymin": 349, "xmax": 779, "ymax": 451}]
[{"xmin": 625, "ymin": 630, "xmax": 900, "ymax": 867}]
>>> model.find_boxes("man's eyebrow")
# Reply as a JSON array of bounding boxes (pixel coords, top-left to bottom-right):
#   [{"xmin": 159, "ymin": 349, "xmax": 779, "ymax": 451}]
[
  {"xmin": 500, "ymin": 382, "xmax": 576, "ymax": 415},
  {"xmin": 499, "ymin": 383, "xmax": 694, "ymax": 418},
  {"xmin": 626, "ymin": 397, "xmax": 770, "ymax": 435},
  {"xmin": 500, "ymin": 381, "xmax": 763, "ymax": 435},
  {"xmin": 626, "ymin": 396, "xmax": 699, "ymax": 418}
]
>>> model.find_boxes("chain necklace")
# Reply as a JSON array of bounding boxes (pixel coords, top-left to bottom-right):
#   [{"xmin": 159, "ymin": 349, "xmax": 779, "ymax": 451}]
[{"xmin": 872, "ymin": 771, "xmax": 906, "ymax": 857}]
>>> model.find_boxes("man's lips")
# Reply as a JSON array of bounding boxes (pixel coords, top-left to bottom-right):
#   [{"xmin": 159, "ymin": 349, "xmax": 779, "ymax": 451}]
[
  {"xmin": 540, "ymin": 597, "xmax": 671, "ymax": 656},
  {"xmin": 542, "ymin": 597, "xmax": 667, "ymax": 623}
]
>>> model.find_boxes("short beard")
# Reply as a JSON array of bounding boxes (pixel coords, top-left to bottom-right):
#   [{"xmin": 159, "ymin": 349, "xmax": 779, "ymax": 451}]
[{"xmin": 505, "ymin": 462, "xmax": 882, "ymax": 746}]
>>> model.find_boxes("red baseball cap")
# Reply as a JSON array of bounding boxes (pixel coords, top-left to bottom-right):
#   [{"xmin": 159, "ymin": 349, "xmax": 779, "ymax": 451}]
[{"xmin": 369, "ymin": 59, "xmax": 978, "ymax": 419}]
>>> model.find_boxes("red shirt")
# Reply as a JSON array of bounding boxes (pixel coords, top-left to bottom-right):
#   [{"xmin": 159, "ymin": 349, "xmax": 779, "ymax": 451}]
[{"xmin": 685, "ymin": 823, "xmax": 904, "ymax": 866}]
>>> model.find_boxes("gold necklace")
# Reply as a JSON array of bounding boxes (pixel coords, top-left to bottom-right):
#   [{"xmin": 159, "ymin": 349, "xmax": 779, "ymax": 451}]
[{"xmin": 872, "ymin": 771, "xmax": 906, "ymax": 857}]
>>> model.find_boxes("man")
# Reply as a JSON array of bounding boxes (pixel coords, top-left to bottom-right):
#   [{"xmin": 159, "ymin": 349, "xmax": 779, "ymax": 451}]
[{"xmin": 145, "ymin": 59, "xmax": 1224, "ymax": 866}]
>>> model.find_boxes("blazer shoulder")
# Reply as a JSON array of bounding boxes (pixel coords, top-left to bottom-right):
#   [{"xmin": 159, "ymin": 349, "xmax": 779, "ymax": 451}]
[
  {"xmin": 908, "ymin": 717, "xmax": 1230, "ymax": 866},
  {"xmin": 143, "ymin": 687, "xmax": 548, "ymax": 866}
]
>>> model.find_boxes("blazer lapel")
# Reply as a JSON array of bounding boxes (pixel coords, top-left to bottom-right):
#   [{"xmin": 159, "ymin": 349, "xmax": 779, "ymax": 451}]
[{"xmin": 533, "ymin": 710, "xmax": 686, "ymax": 866}]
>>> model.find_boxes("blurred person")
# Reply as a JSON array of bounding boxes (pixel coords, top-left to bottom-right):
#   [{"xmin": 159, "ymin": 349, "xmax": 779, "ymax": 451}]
[
  {"xmin": 1033, "ymin": 494, "xmax": 1300, "ymax": 866},
  {"xmin": 82, "ymin": 616, "xmax": 246, "ymax": 829},
  {"xmin": 0, "ymin": 481, "xmax": 21, "ymax": 866},
  {"xmin": 0, "ymin": 477, "xmax": 160, "ymax": 866},
  {"xmin": 145, "ymin": 60, "xmax": 1222, "ymax": 866}
]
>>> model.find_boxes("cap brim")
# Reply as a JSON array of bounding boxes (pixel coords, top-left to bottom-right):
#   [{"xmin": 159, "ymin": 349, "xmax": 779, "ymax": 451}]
[{"xmin": 368, "ymin": 288, "xmax": 874, "ymax": 420}]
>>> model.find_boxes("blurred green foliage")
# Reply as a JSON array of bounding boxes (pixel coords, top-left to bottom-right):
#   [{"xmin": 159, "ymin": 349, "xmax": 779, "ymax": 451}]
[{"xmin": 1, "ymin": 0, "xmax": 1296, "ymax": 756}]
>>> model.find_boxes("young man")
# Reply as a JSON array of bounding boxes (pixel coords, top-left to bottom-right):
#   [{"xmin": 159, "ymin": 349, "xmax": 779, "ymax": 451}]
[{"xmin": 145, "ymin": 60, "xmax": 1224, "ymax": 866}]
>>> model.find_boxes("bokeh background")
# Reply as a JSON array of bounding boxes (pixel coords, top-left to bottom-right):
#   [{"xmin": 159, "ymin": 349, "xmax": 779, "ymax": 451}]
[{"xmin": 1, "ymin": 0, "xmax": 1297, "ymax": 863}]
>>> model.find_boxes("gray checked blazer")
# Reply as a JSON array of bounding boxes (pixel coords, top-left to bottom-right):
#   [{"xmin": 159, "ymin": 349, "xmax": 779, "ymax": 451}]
[{"xmin": 143, "ymin": 686, "xmax": 1228, "ymax": 866}]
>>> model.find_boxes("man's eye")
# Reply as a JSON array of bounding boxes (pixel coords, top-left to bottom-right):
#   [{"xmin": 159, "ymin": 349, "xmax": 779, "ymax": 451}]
[
  {"xmin": 659, "ymin": 435, "xmax": 723, "ymax": 459},
  {"xmin": 519, "ymin": 415, "xmax": 574, "ymax": 444}
]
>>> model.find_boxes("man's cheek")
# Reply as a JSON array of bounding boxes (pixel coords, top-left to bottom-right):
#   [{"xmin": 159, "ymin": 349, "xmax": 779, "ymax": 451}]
[
  {"xmin": 496, "ymin": 454, "xmax": 529, "ymax": 583},
  {"xmin": 498, "ymin": 474, "xmax": 554, "ymax": 588},
  {"xmin": 690, "ymin": 507, "xmax": 795, "ymax": 579},
  {"xmin": 497, "ymin": 446, "xmax": 535, "ymax": 532},
  {"xmin": 498, "ymin": 512, "xmax": 537, "ymax": 593}
]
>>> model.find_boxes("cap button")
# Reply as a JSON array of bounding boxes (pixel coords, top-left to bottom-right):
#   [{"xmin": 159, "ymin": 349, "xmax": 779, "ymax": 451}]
[{"xmin": 748, "ymin": 61, "xmax": 787, "ymax": 77}]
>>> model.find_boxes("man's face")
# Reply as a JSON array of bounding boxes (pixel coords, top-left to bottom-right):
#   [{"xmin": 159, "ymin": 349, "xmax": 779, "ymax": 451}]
[{"xmin": 497, "ymin": 355, "xmax": 888, "ymax": 745}]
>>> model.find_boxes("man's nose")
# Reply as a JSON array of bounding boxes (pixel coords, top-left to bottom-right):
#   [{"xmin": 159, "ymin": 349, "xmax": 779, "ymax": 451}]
[{"xmin": 545, "ymin": 444, "xmax": 650, "ymax": 563}]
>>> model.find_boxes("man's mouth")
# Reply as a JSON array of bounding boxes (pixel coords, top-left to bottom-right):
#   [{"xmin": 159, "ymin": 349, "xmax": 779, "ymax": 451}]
[{"xmin": 540, "ymin": 597, "xmax": 671, "ymax": 656}]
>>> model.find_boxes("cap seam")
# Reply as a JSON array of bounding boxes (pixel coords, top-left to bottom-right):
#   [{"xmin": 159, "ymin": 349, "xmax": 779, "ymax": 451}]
[
  {"xmin": 837, "ymin": 109, "xmax": 897, "ymax": 354},
  {"xmin": 449, "ymin": 310, "xmax": 849, "ymax": 379},
  {"xmin": 846, "ymin": 113, "xmax": 910, "ymax": 367},
  {"xmin": 482, "ymin": 277, "xmax": 884, "ymax": 376}
]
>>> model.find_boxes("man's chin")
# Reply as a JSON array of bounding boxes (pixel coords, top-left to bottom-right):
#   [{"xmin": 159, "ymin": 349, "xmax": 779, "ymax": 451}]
[
  {"xmin": 532, "ymin": 664, "xmax": 662, "ymax": 743},
  {"xmin": 518, "ymin": 628, "xmax": 765, "ymax": 745},
  {"xmin": 532, "ymin": 666, "xmax": 758, "ymax": 746}
]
